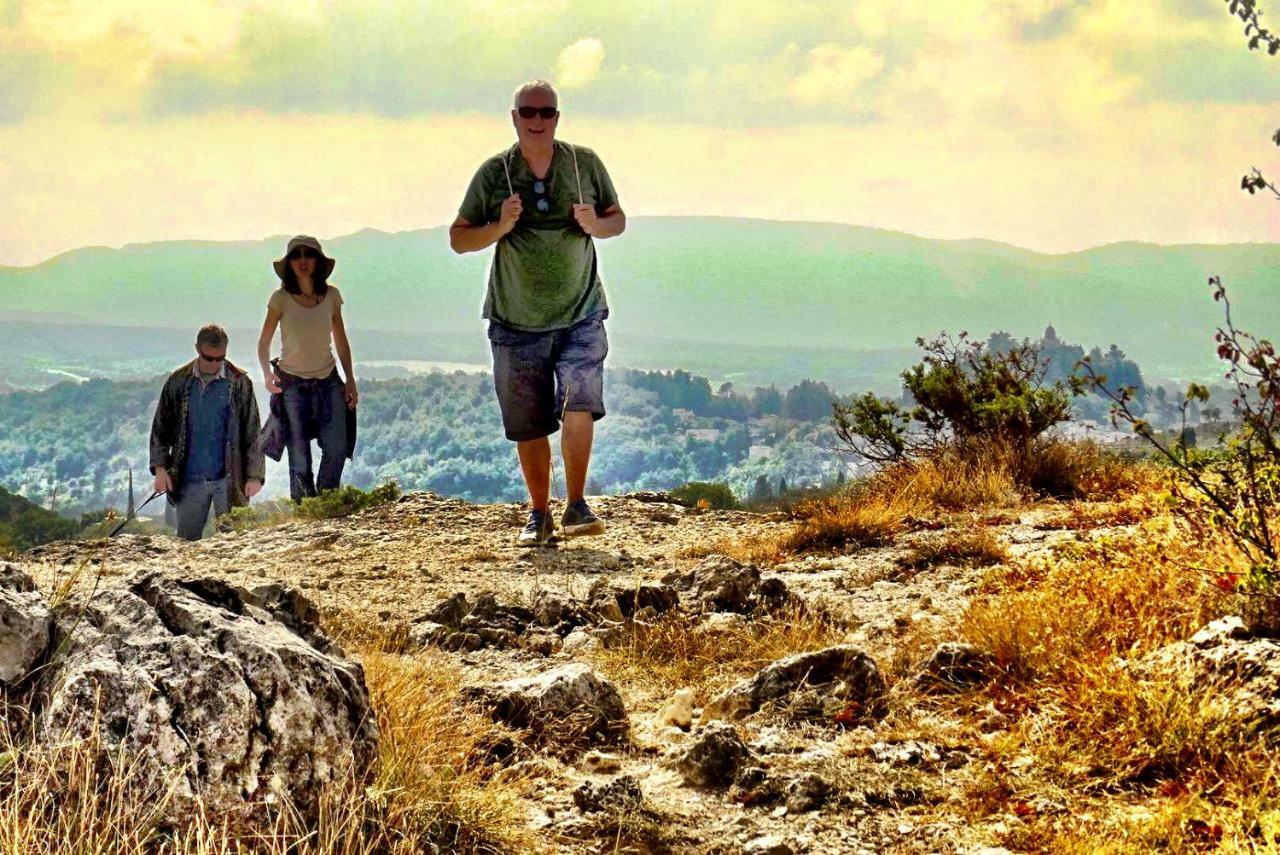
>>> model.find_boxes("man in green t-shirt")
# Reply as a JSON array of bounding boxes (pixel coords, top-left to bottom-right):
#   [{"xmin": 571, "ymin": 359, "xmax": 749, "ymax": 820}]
[{"xmin": 450, "ymin": 79, "xmax": 626, "ymax": 546}]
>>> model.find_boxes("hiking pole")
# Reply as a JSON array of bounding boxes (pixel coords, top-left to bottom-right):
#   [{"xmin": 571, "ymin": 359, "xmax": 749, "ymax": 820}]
[{"xmin": 107, "ymin": 491, "xmax": 162, "ymax": 539}]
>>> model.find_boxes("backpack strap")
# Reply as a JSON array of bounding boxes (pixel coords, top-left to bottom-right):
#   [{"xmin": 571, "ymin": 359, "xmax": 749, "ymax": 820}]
[
  {"xmin": 502, "ymin": 143, "xmax": 583, "ymax": 203},
  {"xmin": 568, "ymin": 142, "xmax": 583, "ymax": 204},
  {"xmin": 501, "ymin": 147, "xmax": 514, "ymax": 196}
]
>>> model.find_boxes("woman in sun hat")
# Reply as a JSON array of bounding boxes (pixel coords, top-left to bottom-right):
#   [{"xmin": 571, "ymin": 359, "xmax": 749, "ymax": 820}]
[{"xmin": 256, "ymin": 235, "xmax": 358, "ymax": 502}]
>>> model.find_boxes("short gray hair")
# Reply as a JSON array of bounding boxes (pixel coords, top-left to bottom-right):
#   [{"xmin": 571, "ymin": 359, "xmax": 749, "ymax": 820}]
[
  {"xmin": 196, "ymin": 324, "xmax": 228, "ymax": 349},
  {"xmin": 512, "ymin": 79, "xmax": 558, "ymax": 109}
]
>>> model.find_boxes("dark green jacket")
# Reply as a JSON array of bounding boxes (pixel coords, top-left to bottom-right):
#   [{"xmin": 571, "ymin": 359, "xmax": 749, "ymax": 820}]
[{"xmin": 149, "ymin": 360, "xmax": 265, "ymax": 506}]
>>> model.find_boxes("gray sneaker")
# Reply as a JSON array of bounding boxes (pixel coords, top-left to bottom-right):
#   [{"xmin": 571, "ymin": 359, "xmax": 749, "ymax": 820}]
[
  {"xmin": 517, "ymin": 509, "xmax": 555, "ymax": 546},
  {"xmin": 561, "ymin": 499, "xmax": 606, "ymax": 537}
]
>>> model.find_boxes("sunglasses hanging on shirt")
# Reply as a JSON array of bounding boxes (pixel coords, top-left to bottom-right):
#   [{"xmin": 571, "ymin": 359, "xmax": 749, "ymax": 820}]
[{"xmin": 533, "ymin": 179, "xmax": 550, "ymax": 212}]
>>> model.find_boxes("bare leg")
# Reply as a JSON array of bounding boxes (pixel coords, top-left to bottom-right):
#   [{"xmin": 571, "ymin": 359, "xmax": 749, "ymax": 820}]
[
  {"xmin": 517, "ymin": 436, "xmax": 552, "ymax": 511},
  {"xmin": 561, "ymin": 411, "xmax": 594, "ymax": 503}
]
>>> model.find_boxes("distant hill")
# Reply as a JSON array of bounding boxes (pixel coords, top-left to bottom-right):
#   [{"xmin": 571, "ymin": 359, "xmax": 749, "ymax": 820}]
[
  {"xmin": 1, "ymin": 217, "xmax": 1276, "ymax": 379},
  {"xmin": 0, "ymin": 484, "xmax": 79, "ymax": 554}
]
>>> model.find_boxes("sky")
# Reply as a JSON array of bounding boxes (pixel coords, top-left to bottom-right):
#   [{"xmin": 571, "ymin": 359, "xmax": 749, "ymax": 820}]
[{"xmin": 0, "ymin": 0, "xmax": 1277, "ymax": 266}]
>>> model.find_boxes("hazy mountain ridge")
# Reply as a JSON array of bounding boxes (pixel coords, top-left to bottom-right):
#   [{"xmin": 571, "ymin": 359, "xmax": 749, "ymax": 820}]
[{"xmin": 3, "ymin": 217, "xmax": 1277, "ymax": 380}]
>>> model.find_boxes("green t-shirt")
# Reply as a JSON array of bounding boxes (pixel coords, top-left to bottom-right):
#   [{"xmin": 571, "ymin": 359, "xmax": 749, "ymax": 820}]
[{"xmin": 458, "ymin": 140, "xmax": 619, "ymax": 331}]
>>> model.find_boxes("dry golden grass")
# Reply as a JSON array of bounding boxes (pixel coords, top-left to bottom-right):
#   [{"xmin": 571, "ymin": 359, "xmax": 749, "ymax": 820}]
[
  {"xmin": 896, "ymin": 526, "xmax": 1009, "ymax": 572},
  {"xmin": 0, "ymin": 646, "xmax": 539, "ymax": 854},
  {"xmin": 585, "ymin": 604, "xmax": 846, "ymax": 705},
  {"xmin": 322, "ymin": 605, "xmax": 412, "ymax": 654},
  {"xmin": 688, "ymin": 441, "xmax": 1146, "ymax": 563},
  {"xmin": 921, "ymin": 514, "xmax": 1280, "ymax": 848},
  {"xmin": 777, "ymin": 490, "xmax": 912, "ymax": 556},
  {"xmin": 959, "ymin": 522, "xmax": 1225, "ymax": 682},
  {"xmin": 770, "ymin": 447, "xmax": 1026, "ymax": 557},
  {"xmin": 1021, "ymin": 439, "xmax": 1161, "ymax": 501},
  {"xmin": 675, "ymin": 529, "xmax": 786, "ymax": 564}
]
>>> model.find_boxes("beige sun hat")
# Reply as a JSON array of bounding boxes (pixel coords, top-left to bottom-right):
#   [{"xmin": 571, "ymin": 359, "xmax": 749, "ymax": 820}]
[{"xmin": 273, "ymin": 235, "xmax": 336, "ymax": 281}]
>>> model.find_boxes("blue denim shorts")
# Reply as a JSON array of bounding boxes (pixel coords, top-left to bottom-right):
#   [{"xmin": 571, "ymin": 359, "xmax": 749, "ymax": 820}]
[{"xmin": 488, "ymin": 312, "xmax": 608, "ymax": 441}]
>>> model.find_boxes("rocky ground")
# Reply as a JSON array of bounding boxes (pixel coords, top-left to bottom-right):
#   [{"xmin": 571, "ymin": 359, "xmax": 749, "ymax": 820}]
[{"xmin": 13, "ymin": 493, "xmax": 1123, "ymax": 854}]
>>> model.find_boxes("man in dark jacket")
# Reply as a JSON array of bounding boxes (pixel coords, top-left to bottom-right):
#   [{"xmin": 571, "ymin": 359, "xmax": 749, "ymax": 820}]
[{"xmin": 149, "ymin": 324, "xmax": 265, "ymax": 540}]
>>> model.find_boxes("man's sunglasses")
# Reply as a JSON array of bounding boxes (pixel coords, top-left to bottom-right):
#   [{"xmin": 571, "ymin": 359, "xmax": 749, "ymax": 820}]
[
  {"xmin": 288, "ymin": 247, "xmax": 319, "ymax": 260},
  {"xmin": 198, "ymin": 352, "xmax": 226, "ymax": 362},
  {"xmin": 517, "ymin": 106, "xmax": 558, "ymax": 120}
]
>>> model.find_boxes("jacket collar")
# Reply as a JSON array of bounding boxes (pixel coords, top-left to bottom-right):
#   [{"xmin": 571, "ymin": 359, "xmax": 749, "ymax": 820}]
[
  {"xmin": 190, "ymin": 359, "xmax": 228, "ymax": 381},
  {"xmin": 174, "ymin": 359, "xmax": 247, "ymax": 381}
]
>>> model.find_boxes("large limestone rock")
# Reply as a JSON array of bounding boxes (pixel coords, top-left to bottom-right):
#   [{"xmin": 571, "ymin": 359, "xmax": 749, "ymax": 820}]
[
  {"xmin": 39, "ymin": 573, "xmax": 377, "ymax": 818},
  {"xmin": 0, "ymin": 564, "xmax": 51, "ymax": 686},
  {"xmin": 664, "ymin": 555, "xmax": 791, "ymax": 615},
  {"xmin": 704, "ymin": 645, "xmax": 886, "ymax": 722},
  {"xmin": 1138, "ymin": 616, "xmax": 1280, "ymax": 734},
  {"xmin": 466, "ymin": 663, "xmax": 628, "ymax": 746}
]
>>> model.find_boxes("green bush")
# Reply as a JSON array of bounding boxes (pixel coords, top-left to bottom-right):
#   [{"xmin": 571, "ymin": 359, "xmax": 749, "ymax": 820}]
[
  {"xmin": 669, "ymin": 481, "xmax": 739, "ymax": 510},
  {"xmin": 294, "ymin": 481, "xmax": 403, "ymax": 520},
  {"xmin": 832, "ymin": 332, "xmax": 1073, "ymax": 467},
  {"xmin": 220, "ymin": 499, "xmax": 297, "ymax": 532}
]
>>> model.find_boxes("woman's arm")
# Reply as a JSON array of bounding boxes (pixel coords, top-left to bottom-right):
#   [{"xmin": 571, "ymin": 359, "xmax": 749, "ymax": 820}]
[
  {"xmin": 332, "ymin": 306, "xmax": 358, "ymax": 408},
  {"xmin": 257, "ymin": 307, "xmax": 283, "ymax": 394}
]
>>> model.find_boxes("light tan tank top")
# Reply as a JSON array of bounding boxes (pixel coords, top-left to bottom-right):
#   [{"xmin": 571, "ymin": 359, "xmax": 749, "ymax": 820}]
[{"xmin": 268, "ymin": 285, "xmax": 343, "ymax": 378}]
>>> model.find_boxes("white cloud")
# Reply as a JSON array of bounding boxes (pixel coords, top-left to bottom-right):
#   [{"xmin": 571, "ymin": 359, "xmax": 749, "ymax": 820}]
[
  {"xmin": 555, "ymin": 37, "xmax": 605, "ymax": 89},
  {"xmin": 787, "ymin": 43, "xmax": 884, "ymax": 107}
]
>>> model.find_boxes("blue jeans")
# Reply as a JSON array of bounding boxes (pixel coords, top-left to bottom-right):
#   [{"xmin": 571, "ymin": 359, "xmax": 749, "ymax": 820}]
[
  {"xmin": 174, "ymin": 476, "xmax": 229, "ymax": 540},
  {"xmin": 280, "ymin": 372, "xmax": 348, "ymax": 502}
]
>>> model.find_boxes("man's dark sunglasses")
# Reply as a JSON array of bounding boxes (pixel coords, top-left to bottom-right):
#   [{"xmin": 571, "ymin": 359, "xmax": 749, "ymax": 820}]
[
  {"xmin": 288, "ymin": 247, "xmax": 319, "ymax": 260},
  {"xmin": 198, "ymin": 352, "xmax": 226, "ymax": 362},
  {"xmin": 517, "ymin": 106, "xmax": 558, "ymax": 120}
]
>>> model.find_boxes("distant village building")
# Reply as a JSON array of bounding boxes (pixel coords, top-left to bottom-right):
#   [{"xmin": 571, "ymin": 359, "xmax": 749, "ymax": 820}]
[
  {"xmin": 687, "ymin": 428, "xmax": 721, "ymax": 442},
  {"xmin": 748, "ymin": 445, "xmax": 774, "ymax": 461}
]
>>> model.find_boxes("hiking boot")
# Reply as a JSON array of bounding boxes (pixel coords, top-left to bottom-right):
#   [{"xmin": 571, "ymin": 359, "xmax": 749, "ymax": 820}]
[
  {"xmin": 561, "ymin": 498, "xmax": 606, "ymax": 537},
  {"xmin": 517, "ymin": 509, "xmax": 555, "ymax": 546}
]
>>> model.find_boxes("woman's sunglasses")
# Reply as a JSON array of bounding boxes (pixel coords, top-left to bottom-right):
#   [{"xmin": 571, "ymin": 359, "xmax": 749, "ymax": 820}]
[
  {"xmin": 288, "ymin": 247, "xmax": 319, "ymax": 260},
  {"xmin": 517, "ymin": 106, "xmax": 558, "ymax": 120}
]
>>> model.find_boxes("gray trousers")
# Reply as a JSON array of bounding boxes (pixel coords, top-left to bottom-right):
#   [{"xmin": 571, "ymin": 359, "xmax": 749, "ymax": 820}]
[{"xmin": 174, "ymin": 476, "xmax": 230, "ymax": 541}]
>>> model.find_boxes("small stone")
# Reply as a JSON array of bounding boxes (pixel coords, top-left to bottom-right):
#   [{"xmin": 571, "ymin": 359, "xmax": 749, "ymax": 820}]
[
  {"xmin": 572, "ymin": 775, "xmax": 643, "ymax": 813},
  {"xmin": 591, "ymin": 598, "xmax": 625, "ymax": 623},
  {"xmin": 675, "ymin": 721, "xmax": 753, "ymax": 788},
  {"xmin": 656, "ymin": 688, "xmax": 695, "ymax": 730},
  {"xmin": 916, "ymin": 642, "xmax": 996, "ymax": 692},
  {"xmin": 561, "ymin": 629, "xmax": 600, "ymax": 655},
  {"xmin": 520, "ymin": 630, "xmax": 562, "ymax": 656},
  {"xmin": 785, "ymin": 773, "xmax": 830, "ymax": 813},
  {"xmin": 633, "ymin": 605, "xmax": 659, "ymax": 623},
  {"xmin": 583, "ymin": 750, "xmax": 622, "ymax": 774},
  {"xmin": 424, "ymin": 592, "xmax": 470, "ymax": 627},
  {"xmin": 749, "ymin": 727, "xmax": 790, "ymax": 756},
  {"xmin": 742, "ymin": 835, "xmax": 795, "ymax": 855},
  {"xmin": 701, "ymin": 611, "xmax": 748, "ymax": 633},
  {"xmin": 406, "ymin": 620, "xmax": 448, "ymax": 649},
  {"xmin": 465, "ymin": 663, "xmax": 628, "ymax": 746},
  {"xmin": 869, "ymin": 740, "xmax": 942, "ymax": 766},
  {"xmin": 704, "ymin": 645, "xmax": 885, "ymax": 722}
]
